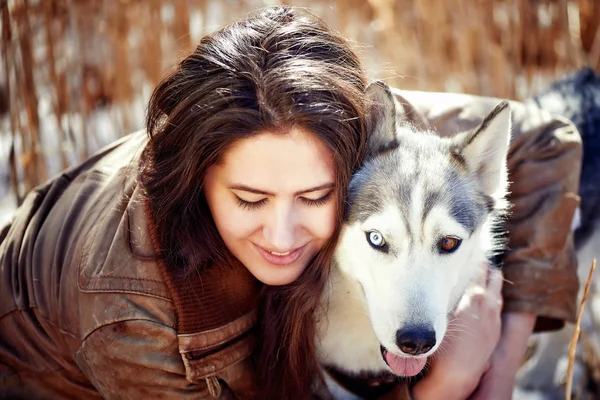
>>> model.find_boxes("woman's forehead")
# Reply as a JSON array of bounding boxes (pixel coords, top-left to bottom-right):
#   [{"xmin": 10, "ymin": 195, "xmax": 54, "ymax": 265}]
[{"xmin": 216, "ymin": 128, "xmax": 336, "ymax": 191}]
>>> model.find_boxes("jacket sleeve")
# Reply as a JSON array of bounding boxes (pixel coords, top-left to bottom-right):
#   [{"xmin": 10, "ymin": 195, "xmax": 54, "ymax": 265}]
[
  {"xmin": 501, "ymin": 108, "xmax": 582, "ymax": 332},
  {"xmin": 76, "ymin": 320, "xmax": 217, "ymax": 399},
  {"xmin": 391, "ymin": 90, "xmax": 583, "ymax": 332}
]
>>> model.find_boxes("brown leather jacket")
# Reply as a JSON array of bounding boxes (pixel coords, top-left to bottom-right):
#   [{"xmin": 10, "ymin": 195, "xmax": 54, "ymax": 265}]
[{"xmin": 0, "ymin": 91, "xmax": 582, "ymax": 399}]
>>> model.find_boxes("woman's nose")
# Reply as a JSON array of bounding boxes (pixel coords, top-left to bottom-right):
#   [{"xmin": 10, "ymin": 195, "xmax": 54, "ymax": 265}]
[{"xmin": 263, "ymin": 204, "xmax": 297, "ymax": 251}]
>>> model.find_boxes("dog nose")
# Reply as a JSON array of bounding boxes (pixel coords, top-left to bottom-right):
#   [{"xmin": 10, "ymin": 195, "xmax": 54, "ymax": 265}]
[{"xmin": 395, "ymin": 326, "xmax": 436, "ymax": 356}]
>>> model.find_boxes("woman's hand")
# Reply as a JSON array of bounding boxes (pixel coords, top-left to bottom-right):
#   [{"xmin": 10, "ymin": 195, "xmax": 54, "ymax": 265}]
[
  {"xmin": 468, "ymin": 311, "xmax": 537, "ymax": 400},
  {"xmin": 410, "ymin": 264, "xmax": 504, "ymax": 400}
]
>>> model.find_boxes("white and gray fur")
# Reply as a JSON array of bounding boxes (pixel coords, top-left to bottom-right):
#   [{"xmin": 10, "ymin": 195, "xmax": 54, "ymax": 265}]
[{"xmin": 316, "ymin": 81, "xmax": 512, "ymax": 398}]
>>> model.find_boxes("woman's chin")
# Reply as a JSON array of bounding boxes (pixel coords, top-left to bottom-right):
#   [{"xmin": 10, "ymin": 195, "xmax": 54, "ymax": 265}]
[{"xmin": 243, "ymin": 256, "xmax": 310, "ymax": 286}]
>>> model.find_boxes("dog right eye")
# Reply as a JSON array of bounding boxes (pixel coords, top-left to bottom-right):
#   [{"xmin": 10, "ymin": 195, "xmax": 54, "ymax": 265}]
[
  {"xmin": 366, "ymin": 230, "xmax": 387, "ymax": 250},
  {"xmin": 438, "ymin": 236, "xmax": 462, "ymax": 254}
]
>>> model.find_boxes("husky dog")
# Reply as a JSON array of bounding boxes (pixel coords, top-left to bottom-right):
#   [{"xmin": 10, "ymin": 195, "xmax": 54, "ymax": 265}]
[{"xmin": 316, "ymin": 81, "xmax": 512, "ymax": 399}]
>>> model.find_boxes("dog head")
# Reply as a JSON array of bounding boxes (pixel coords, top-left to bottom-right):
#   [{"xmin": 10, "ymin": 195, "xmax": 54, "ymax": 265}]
[{"xmin": 333, "ymin": 81, "xmax": 511, "ymax": 376}]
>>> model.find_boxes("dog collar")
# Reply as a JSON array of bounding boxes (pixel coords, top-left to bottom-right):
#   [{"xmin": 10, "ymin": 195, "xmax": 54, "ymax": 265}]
[{"xmin": 324, "ymin": 366, "xmax": 400, "ymax": 398}]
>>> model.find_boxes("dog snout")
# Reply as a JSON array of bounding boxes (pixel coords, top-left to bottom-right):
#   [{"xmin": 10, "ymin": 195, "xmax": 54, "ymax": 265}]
[{"xmin": 395, "ymin": 326, "xmax": 436, "ymax": 356}]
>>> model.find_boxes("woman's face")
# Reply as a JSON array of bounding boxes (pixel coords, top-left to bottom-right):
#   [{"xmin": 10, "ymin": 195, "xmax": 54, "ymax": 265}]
[{"xmin": 204, "ymin": 128, "xmax": 338, "ymax": 285}]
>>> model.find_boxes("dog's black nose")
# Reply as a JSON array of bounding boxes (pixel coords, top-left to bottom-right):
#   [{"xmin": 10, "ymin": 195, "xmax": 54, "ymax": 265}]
[{"xmin": 395, "ymin": 326, "xmax": 436, "ymax": 356}]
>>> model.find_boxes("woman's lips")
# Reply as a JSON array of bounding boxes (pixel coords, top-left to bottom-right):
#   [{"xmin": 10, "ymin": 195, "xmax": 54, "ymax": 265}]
[{"xmin": 255, "ymin": 244, "xmax": 306, "ymax": 266}]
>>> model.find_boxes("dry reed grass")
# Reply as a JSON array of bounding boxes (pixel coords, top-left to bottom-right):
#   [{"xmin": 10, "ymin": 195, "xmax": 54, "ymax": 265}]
[
  {"xmin": 1, "ymin": 0, "xmax": 598, "ymax": 202},
  {"xmin": 566, "ymin": 259, "xmax": 597, "ymax": 400}
]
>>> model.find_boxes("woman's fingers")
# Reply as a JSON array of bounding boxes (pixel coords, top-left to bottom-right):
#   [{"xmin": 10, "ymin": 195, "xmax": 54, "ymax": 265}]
[
  {"xmin": 473, "ymin": 263, "xmax": 489, "ymax": 287},
  {"xmin": 416, "ymin": 264, "xmax": 504, "ymax": 399},
  {"xmin": 475, "ymin": 263, "xmax": 503, "ymax": 289},
  {"xmin": 483, "ymin": 360, "xmax": 492, "ymax": 374},
  {"xmin": 487, "ymin": 267, "xmax": 503, "ymax": 291},
  {"xmin": 487, "ymin": 267, "xmax": 504, "ymax": 309}
]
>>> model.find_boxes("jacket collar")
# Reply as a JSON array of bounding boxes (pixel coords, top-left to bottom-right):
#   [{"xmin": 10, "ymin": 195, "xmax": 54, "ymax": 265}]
[{"xmin": 143, "ymin": 199, "xmax": 260, "ymax": 390}]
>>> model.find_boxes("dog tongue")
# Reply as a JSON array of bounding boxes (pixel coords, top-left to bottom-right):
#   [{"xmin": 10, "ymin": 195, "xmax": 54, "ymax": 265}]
[{"xmin": 384, "ymin": 351, "xmax": 427, "ymax": 376}]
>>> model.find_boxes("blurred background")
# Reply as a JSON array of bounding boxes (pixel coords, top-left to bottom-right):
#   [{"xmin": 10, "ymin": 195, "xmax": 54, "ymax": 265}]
[{"xmin": 1, "ymin": 0, "xmax": 600, "ymax": 398}]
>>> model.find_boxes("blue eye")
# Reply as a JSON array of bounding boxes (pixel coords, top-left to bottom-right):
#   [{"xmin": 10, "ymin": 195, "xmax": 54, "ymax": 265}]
[{"xmin": 366, "ymin": 230, "xmax": 386, "ymax": 249}]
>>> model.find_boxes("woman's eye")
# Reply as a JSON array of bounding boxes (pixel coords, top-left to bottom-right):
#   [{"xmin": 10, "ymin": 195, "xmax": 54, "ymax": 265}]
[
  {"xmin": 236, "ymin": 197, "xmax": 267, "ymax": 210},
  {"xmin": 438, "ymin": 236, "xmax": 462, "ymax": 254},
  {"xmin": 299, "ymin": 191, "xmax": 333, "ymax": 207},
  {"xmin": 366, "ymin": 230, "xmax": 386, "ymax": 249}
]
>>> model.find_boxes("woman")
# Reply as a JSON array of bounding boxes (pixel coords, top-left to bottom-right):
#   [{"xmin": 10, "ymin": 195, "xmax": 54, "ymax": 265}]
[{"xmin": 0, "ymin": 6, "xmax": 579, "ymax": 400}]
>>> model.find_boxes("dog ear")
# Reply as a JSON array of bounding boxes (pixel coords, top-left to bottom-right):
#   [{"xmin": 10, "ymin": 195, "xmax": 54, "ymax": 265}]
[
  {"xmin": 452, "ymin": 101, "xmax": 512, "ymax": 199},
  {"xmin": 365, "ymin": 81, "xmax": 399, "ymax": 159}
]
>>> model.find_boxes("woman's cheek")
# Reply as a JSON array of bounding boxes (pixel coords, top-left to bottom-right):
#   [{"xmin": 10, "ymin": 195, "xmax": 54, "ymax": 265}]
[
  {"xmin": 224, "ymin": 210, "xmax": 261, "ymax": 238},
  {"xmin": 209, "ymin": 197, "xmax": 256, "ymax": 239},
  {"xmin": 313, "ymin": 203, "xmax": 338, "ymax": 240}
]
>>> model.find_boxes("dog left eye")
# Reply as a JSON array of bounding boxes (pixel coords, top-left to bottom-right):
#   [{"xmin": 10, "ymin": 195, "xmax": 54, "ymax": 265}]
[
  {"xmin": 366, "ymin": 231, "xmax": 386, "ymax": 249},
  {"xmin": 438, "ymin": 236, "xmax": 462, "ymax": 254}
]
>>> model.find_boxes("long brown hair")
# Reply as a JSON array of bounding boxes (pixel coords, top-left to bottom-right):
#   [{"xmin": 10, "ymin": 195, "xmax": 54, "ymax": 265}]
[{"xmin": 140, "ymin": 7, "xmax": 369, "ymax": 399}]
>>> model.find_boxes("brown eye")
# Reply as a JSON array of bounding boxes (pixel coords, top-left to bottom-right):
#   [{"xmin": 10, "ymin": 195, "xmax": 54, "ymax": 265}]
[{"xmin": 438, "ymin": 236, "xmax": 462, "ymax": 254}]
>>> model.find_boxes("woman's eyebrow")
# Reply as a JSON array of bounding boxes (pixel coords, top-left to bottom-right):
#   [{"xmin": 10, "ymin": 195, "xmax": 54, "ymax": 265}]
[
  {"xmin": 229, "ymin": 182, "xmax": 335, "ymax": 196},
  {"xmin": 229, "ymin": 185, "xmax": 273, "ymax": 195},
  {"xmin": 294, "ymin": 183, "xmax": 335, "ymax": 196}
]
